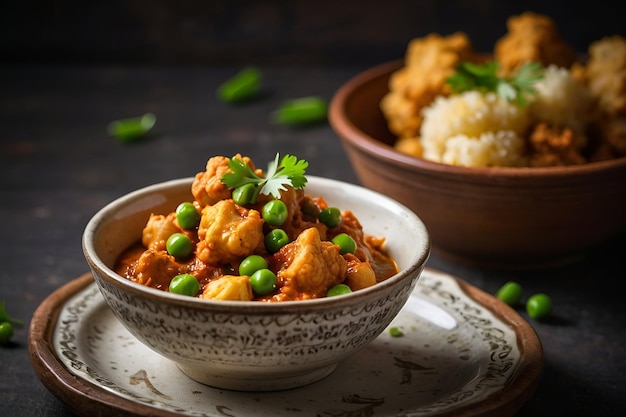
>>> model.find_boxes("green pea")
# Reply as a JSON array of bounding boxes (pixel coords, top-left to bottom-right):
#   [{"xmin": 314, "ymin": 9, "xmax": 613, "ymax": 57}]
[
  {"xmin": 389, "ymin": 326, "xmax": 404, "ymax": 337},
  {"xmin": 166, "ymin": 233, "xmax": 194, "ymax": 260},
  {"xmin": 495, "ymin": 281, "xmax": 523, "ymax": 307},
  {"xmin": 239, "ymin": 255, "xmax": 268, "ymax": 276},
  {"xmin": 232, "ymin": 183, "xmax": 257, "ymax": 205},
  {"xmin": 249, "ymin": 269, "xmax": 277, "ymax": 296},
  {"xmin": 0, "ymin": 322, "xmax": 14, "ymax": 345},
  {"xmin": 526, "ymin": 293, "xmax": 552, "ymax": 320},
  {"xmin": 175, "ymin": 202, "xmax": 201, "ymax": 230},
  {"xmin": 169, "ymin": 274, "xmax": 200, "ymax": 296},
  {"xmin": 272, "ymin": 96, "xmax": 327, "ymax": 126},
  {"xmin": 217, "ymin": 67, "xmax": 261, "ymax": 103},
  {"xmin": 106, "ymin": 112, "xmax": 156, "ymax": 143},
  {"xmin": 332, "ymin": 233, "xmax": 356, "ymax": 255},
  {"xmin": 262, "ymin": 200, "xmax": 288, "ymax": 226},
  {"xmin": 326, "ymin": 283, "xmax": 352, "ymax": 297},
  {"xmin": 264, "ymin": 229, "xmax": 290, "ymax": 253},
  {"xmin": 319, "ymin": 207, "xmax": 342, "ymax": 228}
]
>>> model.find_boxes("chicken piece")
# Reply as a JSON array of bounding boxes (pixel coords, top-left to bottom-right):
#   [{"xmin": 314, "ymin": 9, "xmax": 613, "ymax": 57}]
[
  {"xmin": 273, "ymin": 227, "xmax": 347, "ymax": 300},
  {"xmin": 191, "ymin": 154, "xmax": 259, "ymax": 208},
  {"xmin": 494, "ymin": 12, "xmax": 577, "ymax": 75},
  {"xmin": 381, "ymin": 32, "xmax": 475, "ymax": 138},
  {"xmin": 131, "ymin": 249, "xmax": 182, "ymax": 290},
  {"xmin": 528, "ymin": 122, "xmax": 586, "ymax": 167},
  {"xmin": 196, "ymin": 199, "xmax": 265, "ymax": 265},
  {"xmin": 142, "ymin": 213, "xmax": 180, "ymax": 251},
  {"xmin": 344, "ymin": 254, "xmax": 377, "ymax": 291},
  {"xmin": 584, "ymin": 36, "xmax": 626, "ymax": 117},
  {"xmin": 200, "ymin": 275, "xmax": 253, "ymax": 301}
]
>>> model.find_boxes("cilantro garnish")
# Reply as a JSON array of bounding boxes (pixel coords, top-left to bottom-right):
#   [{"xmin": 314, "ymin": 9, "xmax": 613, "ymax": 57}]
[
  {"xmin": 221, "ymin": 153, "xmax": 308, "ymax": 203},
  {"xmin": 445, "ymin": 61, "xmax": 544, "ymax": 107}
]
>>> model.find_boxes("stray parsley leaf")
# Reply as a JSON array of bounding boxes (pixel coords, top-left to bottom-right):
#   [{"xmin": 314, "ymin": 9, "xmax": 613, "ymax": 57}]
[
  {"xmin": 221, "ymin": 153, "xmax": 308, "ymax": 202},
  {"xmin": 446, "ymin": 61, "xmax": 544, "ymax": 107}
]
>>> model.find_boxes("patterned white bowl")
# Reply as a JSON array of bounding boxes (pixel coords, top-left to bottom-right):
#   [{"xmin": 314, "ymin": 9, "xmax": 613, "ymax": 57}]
[{"xmin": 82, "ymin": 176, "xmax": 430, "ymax": 391}]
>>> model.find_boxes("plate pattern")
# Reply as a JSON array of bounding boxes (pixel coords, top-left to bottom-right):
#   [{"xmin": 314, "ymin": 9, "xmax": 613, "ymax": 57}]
[{"xmin": 50, "ymin": 269, "xmax": 525, "ymax": 416}]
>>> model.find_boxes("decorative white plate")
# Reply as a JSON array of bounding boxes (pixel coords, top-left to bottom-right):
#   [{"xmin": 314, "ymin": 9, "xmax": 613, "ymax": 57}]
[{"xmin": 29, "ymin": 268, "xmax": 542, "ymax": 417}]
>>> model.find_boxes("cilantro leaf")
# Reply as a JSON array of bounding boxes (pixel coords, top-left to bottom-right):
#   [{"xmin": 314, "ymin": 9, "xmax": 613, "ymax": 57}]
[
  {"xmin": 446, "ymin": 61, "xmax": 544, "ymax": 107},
  {"xmin": 221, "ymin": 153, "xmax": 308, "ymax": 201}
]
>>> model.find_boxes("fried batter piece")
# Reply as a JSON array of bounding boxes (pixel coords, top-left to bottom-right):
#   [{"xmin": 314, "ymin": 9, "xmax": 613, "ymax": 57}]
[
  {"xmin": 494, "ymin": 12, "xmax": 577, "ymax": 75},
  {"xmin": 381, "ymin": 32, "xmax": 476, "ymax": 138},
  {"xmin": 142, "ymin": 213, "xmax": 180, "ymax": 251},
  {"xmin": 584, "ymin": 36, "xmax": 626, "ymax": 116},
  {"xmin": 528, "ymin": 122, "xmax": 586, "ymax": 167},
  {"xmin": 271, "ymin": 227, "xmax": 347, "ymax": 301},
  {"xmin": 569, "ymin": 35, "xmax": 626, "ymax": 158}
]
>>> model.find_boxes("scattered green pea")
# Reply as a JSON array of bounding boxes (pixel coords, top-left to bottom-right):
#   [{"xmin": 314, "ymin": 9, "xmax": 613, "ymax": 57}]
[
  {"xmin": 264, "ymin": 229, "xmax": 290, "ymax": 253},
  {"xmin": 272, "ymin": 96, "xmax": 327, "ymax": 126},
  {"xmin": 217, "ymin": 67, "xmax": 261, "ymax": 103},
  {"xmin": 166, "ymin": 233, "xmax": 194, "ymax": 260},
  {"xmin": 0, "ymin": 301, "xmax": 21, "ymax": 346},
  {"xmin": 249, "ymin": 269, "xmax": 277, "ymax": 296},
  {"xmin": 262, "ymin": 199, "xmax": 288, "ymax": 226},
  {"xmin": 319, "ymin": 207, "xmax": 342, "ymax": 228},
  {"xmin": 389, "ymin": 327, "xmax": 404, "ymax": 337},
  {"xmin": 175, "ymin": 202, "xmax": 201, "ymax": 230},
  {"xmin": 232, "ymin": 183, "xmax": 257, "ymax": 205},
  {"xmin": 326, "ymin": 283, "xmax": 352, "ymax": 297},
  {"xmin": 495, "ymin": 281, "xmax": 523, "ymax": 307},
  {"xmin": 0, "ymin": 322, "xmax": 13, "ymax": 346},
  {"xmin": 106, "ymin": 112, "xmax": 156, "ymax": 143},
  {"xmin": 332, "ymin": 233, "xmax": 357, "ymax": 255},
  {"xmin": 239, "ymin": 255, "xmax": 268, "ymax": 277},
  {"xmin": 526, "ymin": 293, "xmax": 552, "ymax": 320},
  {"xmin": 169, "ymin": 274, "xmax": 200, "ymax": 296}
]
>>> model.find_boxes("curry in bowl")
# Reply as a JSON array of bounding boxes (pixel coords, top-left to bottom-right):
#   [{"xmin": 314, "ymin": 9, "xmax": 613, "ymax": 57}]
[{"xmin": 114, "ymin": 153, "xmax": 397, "ymax": 302}]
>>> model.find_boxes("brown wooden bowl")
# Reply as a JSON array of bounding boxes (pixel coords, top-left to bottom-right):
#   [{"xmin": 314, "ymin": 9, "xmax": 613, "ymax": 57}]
[{"xmin": 329, "ymin": 60, "xmax": 626, "ymax": 269}]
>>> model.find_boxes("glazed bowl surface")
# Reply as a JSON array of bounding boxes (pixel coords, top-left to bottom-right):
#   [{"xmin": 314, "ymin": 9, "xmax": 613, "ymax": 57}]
[
  {"xmin": 329, "ymin": 60, "xmax": 626, "ymax": 269},
  {"xmin": 82, "ymin": 176, "xmax": 430, "ymax": 391}
]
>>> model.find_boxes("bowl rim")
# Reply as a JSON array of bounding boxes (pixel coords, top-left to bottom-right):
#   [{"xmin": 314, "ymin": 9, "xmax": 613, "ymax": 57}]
[
  {"xmin": 82, "ymin": 176, "xmax": 431, "ymax": 313},
  {"xmin": 329, "ymin": 59, "xmax": 626, "ymax": 179}
]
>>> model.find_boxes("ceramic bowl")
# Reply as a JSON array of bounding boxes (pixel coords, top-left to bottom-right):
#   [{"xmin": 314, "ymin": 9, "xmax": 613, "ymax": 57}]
[
  {"xmin": 82, "ymin": 176, "xmax": 430, "ymax": 391},
  {"xmin": 329, "ymin": 60, "xmax": 626, "ymax": 269}
]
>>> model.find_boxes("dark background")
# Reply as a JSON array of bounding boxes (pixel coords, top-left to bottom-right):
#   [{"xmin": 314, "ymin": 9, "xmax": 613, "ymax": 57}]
[
  {"xmin": 2, "ymin": 1, "xmax": 625, "ymax": 417},
  {"xmin": 2, "ymin": 0, "xmax": 624, "ymax": 67}
]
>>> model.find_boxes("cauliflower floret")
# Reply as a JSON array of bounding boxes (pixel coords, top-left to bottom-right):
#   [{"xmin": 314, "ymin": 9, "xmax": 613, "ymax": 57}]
[
  {"xmin": 142, "ymin": 213, "xmax": 180, "ymax": 251},
  {"xmin": 273, "ymin": 227, "xmax": 347, "ymax": 300},
  {"xmin": 191, "ymin": 154, "xmax": 260, "ymax": 208},
  {"xmin": 200, "ymin": 275, "xmax": 253, "ymax": 301},
  {"xmin": 441, "ymin": 131, "xmax": 528, "ymax": 167},
  {"xmin": 196, "ymin": 199, "xmax": 264, "ymax": 265},
  {"xmin": 420, "ymin": 91, "xmax": 530, "ymax": 165},
  {"xmin": 530, "ymin": 65, "xmax": 594, "ymax": 142}
]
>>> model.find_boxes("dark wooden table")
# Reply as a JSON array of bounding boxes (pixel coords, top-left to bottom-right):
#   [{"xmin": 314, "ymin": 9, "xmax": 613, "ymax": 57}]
[{"xmin": 1, "ymin": 65, "xmax": 625, "ymax": 417}]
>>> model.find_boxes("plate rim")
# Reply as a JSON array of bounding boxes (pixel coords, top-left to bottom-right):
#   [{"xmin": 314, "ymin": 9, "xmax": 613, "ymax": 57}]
[{"xmin": 28, "ymin": 268, "xmax": 543, "ymax": 417}]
